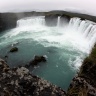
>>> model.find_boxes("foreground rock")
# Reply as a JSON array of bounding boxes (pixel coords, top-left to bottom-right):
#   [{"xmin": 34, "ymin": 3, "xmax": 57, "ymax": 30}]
[
  {"xmin": 0, "ymin": 13, "xmax": 17, "ymax": 31},
  {"xmin": 0, "ymin": 58, "xmax": 66, "ymax": 96},
  {"xmin": 67, "ymin": 45, "xmax": 96, "ymax": 96}
]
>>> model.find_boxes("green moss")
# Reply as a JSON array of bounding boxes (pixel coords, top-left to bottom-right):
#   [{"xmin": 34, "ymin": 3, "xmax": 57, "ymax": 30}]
[
  {"xmin": 79, "ymin": 45, "xmax": 96, "ymax": 76},
  {"xmin": 90, "ymin": 46, "xmax": 96, "ymax": 58},
  {"xmin": 67, "ymin": 87, "xmax": 87, "ymax": 96},
  {"xmin": 67, "ymin": 87, "xmax": 80, "ymax": 96}
]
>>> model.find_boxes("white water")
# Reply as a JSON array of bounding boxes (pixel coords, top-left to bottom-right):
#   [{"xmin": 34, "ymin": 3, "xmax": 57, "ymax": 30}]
[
  {"xmin": 0, "ymin": 16, "xmax": 96, "ymax": 89},
  {"xmin": 1, "ymin": 16, "xmax": 96, "ymax": 70},
  {"xmin": 16, "ymin": 17, "xmax": 96, "ymax": 53}
]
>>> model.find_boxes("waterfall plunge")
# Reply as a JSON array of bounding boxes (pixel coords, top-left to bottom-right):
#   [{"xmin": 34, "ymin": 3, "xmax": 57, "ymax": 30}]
[
  {"xmin": 4, "ymin": 16, "xmax": 96, "ymax": 55},
  {"xmin": 2, "ymin": 16, "xmax": 96, "ymax": 70},
  {"xmin": 1, "ymin": 16, "xmax": 96, "ymax": 89},
  {"xmin": 68, "ymin": 17, "xmax": 96, "ymax": 53}
]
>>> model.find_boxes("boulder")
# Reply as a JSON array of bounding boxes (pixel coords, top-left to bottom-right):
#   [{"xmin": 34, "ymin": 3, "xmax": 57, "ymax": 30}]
[
  {"xmin": 29, "ymin": 55, "xmax": 47, "ymax": 66},
  {"xmin": 10, "ymin": 47, "xmax": 18, "ymax": 52}
]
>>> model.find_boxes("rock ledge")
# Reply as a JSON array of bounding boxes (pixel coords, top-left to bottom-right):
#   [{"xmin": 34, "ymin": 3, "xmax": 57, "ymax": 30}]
[{"xmin": 0, "ymin": 58, "xmax": 66, "ymax": 96}]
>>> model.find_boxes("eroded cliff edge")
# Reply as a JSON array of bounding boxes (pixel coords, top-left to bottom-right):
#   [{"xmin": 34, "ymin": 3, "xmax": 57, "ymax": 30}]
[
  {"xmin": 67, "ymin": 45, "xmax": 96, "ymax": 96},
  {"xmin": 0, "ymin": 58, "xmax": 66, "ymax": 96}
]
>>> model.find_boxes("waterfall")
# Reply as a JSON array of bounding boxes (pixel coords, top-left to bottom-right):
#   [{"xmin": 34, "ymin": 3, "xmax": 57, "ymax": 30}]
[
  {"xmin": 4, "ymin": 16, "xmax": 96, "ymax": 54},
  {"xmin": 67, "ymin": 17, "xmax": 96, "ymax": 52},
  {"xmin": 17, "ymin": 16, "xmax": 45, "ymax": 27},
  {"xmin": 57, "ymin": 16, "xmax": 61, "ymax": 27},
  {"xmin": 1, "ymin": 16, "xmax": 96, "ymax": 89}
]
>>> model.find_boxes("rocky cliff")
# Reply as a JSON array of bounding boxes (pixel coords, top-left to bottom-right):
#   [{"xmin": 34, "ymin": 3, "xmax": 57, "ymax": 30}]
[
  {"xmin": 0, "ymin": 58, "xmax": 66, "ymax": 96},
  {"xmin": 0, "ymin": 13, "xmax": 17, "ymax": 31},
  {"xmin": 1, "ymin": 45, "xmax": 96, "ymax": 96},
  {"xmin": 67, "ymin": 45, "xmax": 96, "ymax": 96}
]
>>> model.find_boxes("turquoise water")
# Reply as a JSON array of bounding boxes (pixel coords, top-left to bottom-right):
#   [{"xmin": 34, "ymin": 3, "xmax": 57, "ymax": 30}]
[{"xmin": 0, "ymin": 16, "xmax": 93, "ymax": 90}]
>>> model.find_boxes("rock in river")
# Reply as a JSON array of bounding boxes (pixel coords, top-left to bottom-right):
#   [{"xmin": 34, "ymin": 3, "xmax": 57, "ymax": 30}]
[
  {"xmin": 10, "ymin": 47, "xmax": 18, "ymax": 52},
  {"xmin": 29, "ymin": 55, "xmax": 47, "ymax": 66}
]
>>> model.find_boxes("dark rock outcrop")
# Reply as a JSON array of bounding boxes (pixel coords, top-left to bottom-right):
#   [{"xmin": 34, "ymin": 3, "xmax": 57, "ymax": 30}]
[
  {"xmin": 25, "ymin": 55, "xmax": 47, "ymax": 68},
  {"xmin": 60, "ymin": 15, "xmax": 70, "ymax": 26},
  {"xmin": 67, "ymin": 45, "xmax": 96, "ymax": 96},
  {"xmin": 10, "ymin": 47, "xmax": 18, "ymax": 52},
  {"xmin": 0, "ymin": 13, "xmax": 17, "ymax": 31},
  {"xmin": 45, "ymin": 14, "xmax": 59, "ymax": 26},
  {"xmin": 0, "ymin": 58, "xmax": 66, "ymax": 96},
  {"xmin": 0, "ymin": 12, "xmax": 45, "ymax": 32}
]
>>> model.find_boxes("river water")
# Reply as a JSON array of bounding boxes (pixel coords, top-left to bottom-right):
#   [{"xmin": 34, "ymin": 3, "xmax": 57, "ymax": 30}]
[{"xmin": 0, "ymin": 16, "xmax": 96, "ymax": 90}]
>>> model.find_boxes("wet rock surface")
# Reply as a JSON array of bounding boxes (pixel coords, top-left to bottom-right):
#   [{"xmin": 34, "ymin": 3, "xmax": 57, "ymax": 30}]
[
  {"xmin": 25, "ymin": 55, "xmax": 47, "ymax": 68},
  {"xmin": 0, "ymin": 58, "xmax": 66, "ymax": 96},
  {"xmin": 10, "ymin": 47, "xmax": 18, "ymax": 52},
  {"xmin": 29, "ymin": 55, "xmax": 47, "ymax": 65}
]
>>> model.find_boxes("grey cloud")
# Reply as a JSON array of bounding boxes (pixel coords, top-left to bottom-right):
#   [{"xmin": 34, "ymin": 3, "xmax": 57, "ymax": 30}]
[{"xmin": 0, "ymin": 0, "xmax": 96, "ymax": 16}]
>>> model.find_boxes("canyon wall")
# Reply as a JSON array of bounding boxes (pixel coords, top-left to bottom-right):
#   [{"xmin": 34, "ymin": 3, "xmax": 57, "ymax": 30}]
[{"xmin": 0, "ymin": 11, "xmax": 96, "ymax": 31}]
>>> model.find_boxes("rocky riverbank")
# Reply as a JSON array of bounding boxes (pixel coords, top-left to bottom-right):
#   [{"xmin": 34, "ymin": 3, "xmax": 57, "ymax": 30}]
[{"xmin": 0, "ymin": 58, "xmax": 66, "ymax": 96}]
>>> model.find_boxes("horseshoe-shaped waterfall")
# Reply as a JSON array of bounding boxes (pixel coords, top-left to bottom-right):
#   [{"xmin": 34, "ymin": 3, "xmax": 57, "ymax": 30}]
[{"xmin": 0, "ymin": 16, "xmax": 96, "ymax": 90}]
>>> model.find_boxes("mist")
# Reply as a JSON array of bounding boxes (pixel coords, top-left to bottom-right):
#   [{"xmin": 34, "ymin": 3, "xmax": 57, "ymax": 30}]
[{"xmin": 0, "ymin": 0, "xmax": 96, "ymax": 16}]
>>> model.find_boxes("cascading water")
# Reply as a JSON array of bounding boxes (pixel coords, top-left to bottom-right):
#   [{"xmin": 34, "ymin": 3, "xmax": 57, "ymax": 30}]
[
  {"xmin": 17, "ymin": 16, "xmax": 45, "ymax": 27},
  {"xmin": 68, "ymin": 17, "xmax": 96, "ymax": 51},
  {"xmin": 0, "ymin": 16, "xmax": 96, "ymax": 90}
]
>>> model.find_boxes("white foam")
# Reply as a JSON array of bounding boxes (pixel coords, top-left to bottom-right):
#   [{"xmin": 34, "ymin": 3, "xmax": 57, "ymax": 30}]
[{"xmin": 1, "ymin": 16, "xmax": 96, "ymax": 70}]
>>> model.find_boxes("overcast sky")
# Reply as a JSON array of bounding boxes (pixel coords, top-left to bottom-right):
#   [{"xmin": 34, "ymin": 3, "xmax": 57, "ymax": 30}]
[{"xmin": 0, "ymin": 0, "xmax": 96, "ymax": 16}]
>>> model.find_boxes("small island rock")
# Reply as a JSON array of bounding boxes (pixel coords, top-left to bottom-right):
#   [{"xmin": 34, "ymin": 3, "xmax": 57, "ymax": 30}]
[{"xmin": 10, "ymin": 47, "xmax": 18, "ymax": 52}]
